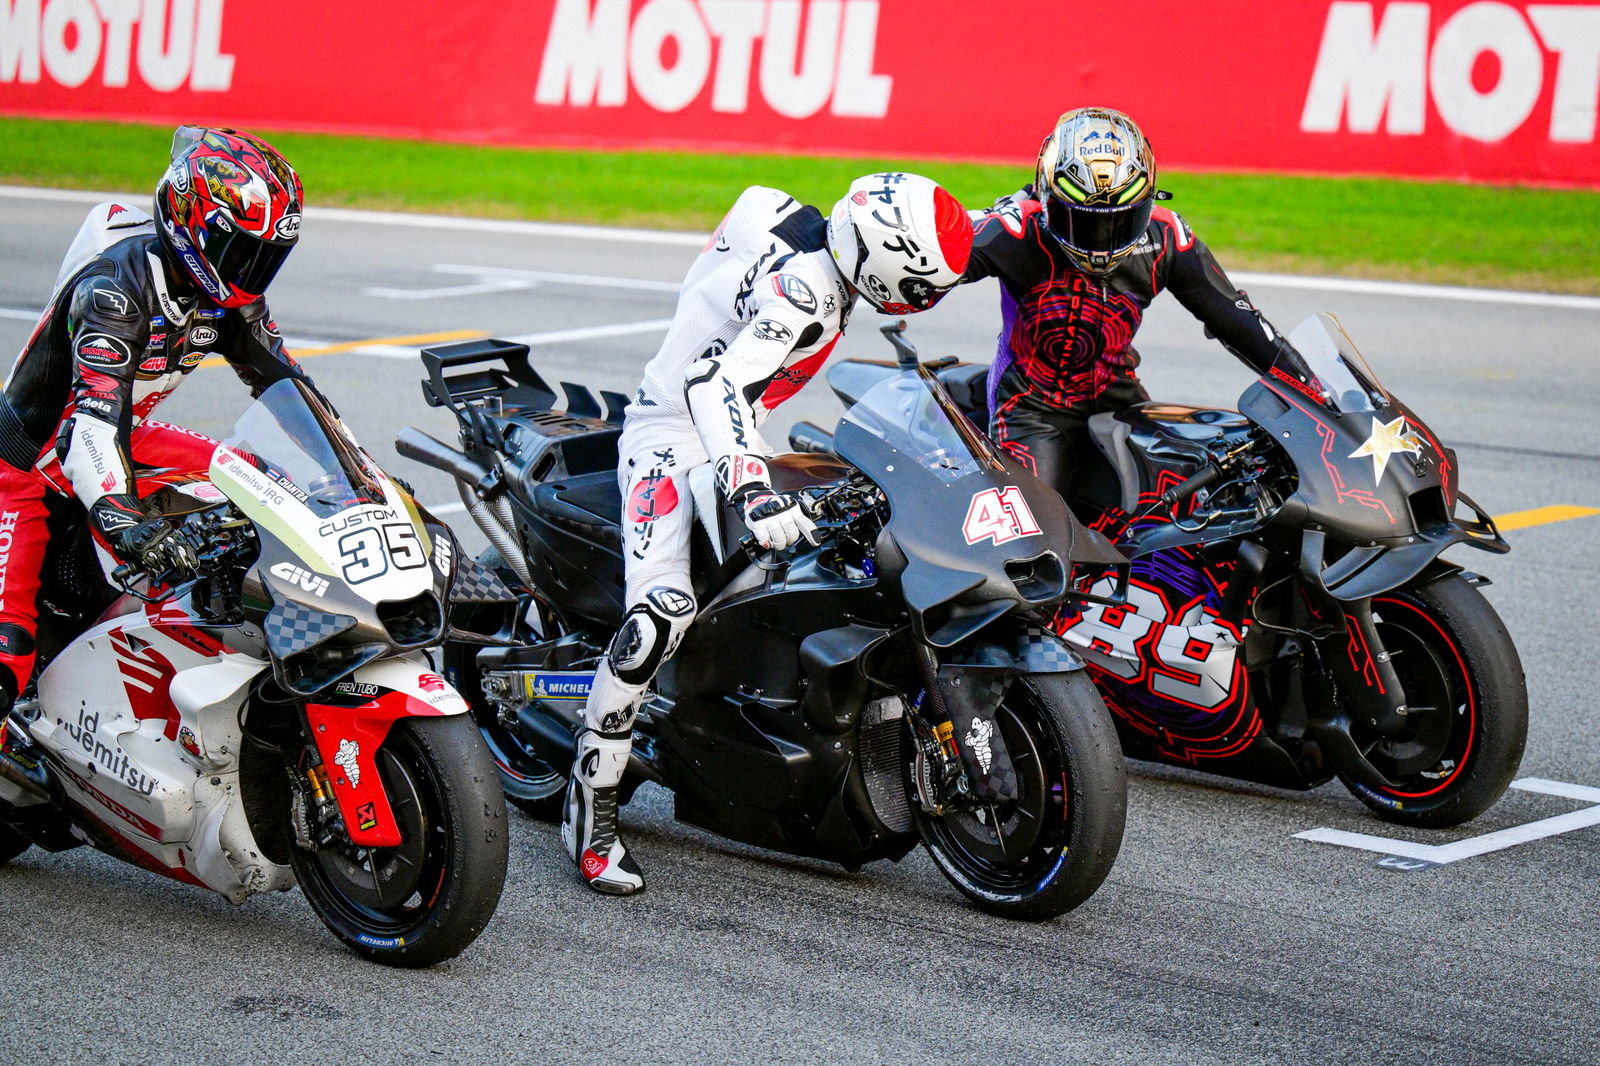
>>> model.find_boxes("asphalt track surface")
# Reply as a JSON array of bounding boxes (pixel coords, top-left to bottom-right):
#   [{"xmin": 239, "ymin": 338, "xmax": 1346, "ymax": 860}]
[{"xmin": 1, "ymin": 188, "xmax": 1598, "ymax": 1065}]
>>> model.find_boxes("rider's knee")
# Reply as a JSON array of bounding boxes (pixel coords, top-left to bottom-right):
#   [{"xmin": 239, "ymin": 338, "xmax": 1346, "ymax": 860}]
[{"xmin": 607, "ymin": 585, "xmax": 696, "ymax": 686}]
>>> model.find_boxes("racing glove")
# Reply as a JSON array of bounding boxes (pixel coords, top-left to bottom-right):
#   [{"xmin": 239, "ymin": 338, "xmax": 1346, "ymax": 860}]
[
  {"xmin": 716, "ymin": 453, "xmax": 817, "ymax": 551},
  {"xmin": 741, "ymin": 491, "xmax": 817, "ymax": 551},
  {"xmin": 112, "ymin": 514, "xmax": 199, "ymax": 582}
]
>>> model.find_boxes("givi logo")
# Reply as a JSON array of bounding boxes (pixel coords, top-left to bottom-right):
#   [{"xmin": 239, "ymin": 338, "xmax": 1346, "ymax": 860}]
[
  {"xmin": 535, "ymin": 0, "xmax": 893, "ymax": 118},
  {"xmin": 1301, "ymin": 2, "xmax": 1600, "ymax": 143},
  {"xmin": 0, "ymin": 0, "xmax": 235, "ymax": 91}
]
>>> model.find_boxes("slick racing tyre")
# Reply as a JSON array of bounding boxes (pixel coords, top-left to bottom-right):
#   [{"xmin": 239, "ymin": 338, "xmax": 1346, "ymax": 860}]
[
  {"xmin": 287, "ymin": 715, "xmax": 509, "ymax": 967},
  {"xmin": 447, "ymin": 548, "xmax": 568, "ymax": 821},
  {"xmin": 1337, "ymin": 574, "xmax": 1527, "ymax": 829},
  {"xmin": 915, "ymin": 671, "xmax": 1127, "ymax": 921}
]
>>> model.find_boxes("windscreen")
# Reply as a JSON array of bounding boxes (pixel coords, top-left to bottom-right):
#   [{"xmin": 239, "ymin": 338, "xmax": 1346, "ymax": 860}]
[
  {"xmin": 221, "ymin": 379, "xmax": 386, "ymax": 518},
  {"xmin": 1285, "ymin": 313, "xmax": 1390, "ymax": 415},
  {"xmin": 834, "ymin": 370, "xmax": 1000, "ymax": 486}
]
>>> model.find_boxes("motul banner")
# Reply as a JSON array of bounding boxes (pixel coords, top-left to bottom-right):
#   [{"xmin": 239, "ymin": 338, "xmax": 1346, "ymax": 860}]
[{"xmin": 2, "ymin": 0, "xmax": 1597, "ymax": 187}]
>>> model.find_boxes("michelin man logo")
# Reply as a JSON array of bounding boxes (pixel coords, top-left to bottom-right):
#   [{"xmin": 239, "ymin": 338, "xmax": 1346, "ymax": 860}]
[
  {"xmin": 964, "ymin": 717, "xmax": 993, "ymax": 774},
  {"xmin": 334, "ymin": 738, "xmax": 361, "ymax": 786}
]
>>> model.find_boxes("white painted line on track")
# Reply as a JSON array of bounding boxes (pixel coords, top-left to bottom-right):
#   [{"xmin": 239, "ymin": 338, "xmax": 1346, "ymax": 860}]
[
  {"xmin": 364, "ymin": 264, "xmax": 683, "ymax": 301},
  {"xmin": 0, "ymin": 308, "xmax": 41, "ymax": 321},
  {"xmin": 432, "ymin": 264, "xmax": 683, "ymax": 292},
  {"xmin": 1231, "ymin": 272, "xmax": 1600, "ymax": 312},
  {"xmin": 425, "ymin": 501, "xmax": 468, "ymax": 515},
  {"xmin": 0, "ymin": 185, "xmax": 707, "ymax": 246},
  {"xmin": 1295, "ymin": 777, "xmax": 1600, "ymax": 866},
  {"xmin": 7, "ymin": 184, "xmax": 1595, "ymax": 310},
  {"xmin": 353, "ymin": 318, "xmax": 673, "ymax": 360}
]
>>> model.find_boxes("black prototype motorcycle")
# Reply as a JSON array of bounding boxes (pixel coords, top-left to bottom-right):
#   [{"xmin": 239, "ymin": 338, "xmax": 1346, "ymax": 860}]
[
  {"xmin": 397, "ymin": 324, "xmax": 1130, "ymax": 918},
  {"xmin": 797, "ymin": 314, "xmax": 1526, "ymax": 828}
]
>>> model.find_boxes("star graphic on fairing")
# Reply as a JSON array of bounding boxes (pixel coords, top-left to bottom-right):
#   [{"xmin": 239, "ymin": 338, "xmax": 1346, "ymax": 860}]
[{"xmin": 1348, "ymin": 414, "xmax": 1424, "ymax": 482}]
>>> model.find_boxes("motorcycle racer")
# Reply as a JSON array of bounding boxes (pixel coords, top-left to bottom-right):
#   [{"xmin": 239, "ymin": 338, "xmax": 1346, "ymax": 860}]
[
  {"xmin": 564, "ymin": 173, "xmax": 973, "ymax": 895},
  {"xmin": 0, "ymin": 126, "xmax": 324, "ymax": 721},
  {"xmin": 962, "ymin": 107, "xmax": 1312, "ymax": 493}
]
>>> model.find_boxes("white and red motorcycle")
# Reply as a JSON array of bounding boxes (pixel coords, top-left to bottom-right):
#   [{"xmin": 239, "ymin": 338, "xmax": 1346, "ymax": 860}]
[{"xmin": 0, "ymin": 379, "xmax": 512, "ymax": 966}]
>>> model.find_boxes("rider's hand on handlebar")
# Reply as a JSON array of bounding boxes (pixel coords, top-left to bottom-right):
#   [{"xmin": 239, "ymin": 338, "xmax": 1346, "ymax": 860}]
[
  {"xmin": 741, "ymin": 490, "xmax": 818, "ymax": 551},
  {"xmin": 116, "ymin": 517, "xmax": 199, "ymax": 583}
]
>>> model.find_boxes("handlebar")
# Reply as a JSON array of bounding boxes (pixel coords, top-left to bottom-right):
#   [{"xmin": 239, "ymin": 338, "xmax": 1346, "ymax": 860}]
[{"xmin": 1159, "ymin": 465, "xmax": 1223, "ymax": 508}]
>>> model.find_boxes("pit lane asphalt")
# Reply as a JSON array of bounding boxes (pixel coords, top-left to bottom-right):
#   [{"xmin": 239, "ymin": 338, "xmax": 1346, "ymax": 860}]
[{"xmin": 2, "ymin": 190, "xmax": 1597, "ymax": 1065}]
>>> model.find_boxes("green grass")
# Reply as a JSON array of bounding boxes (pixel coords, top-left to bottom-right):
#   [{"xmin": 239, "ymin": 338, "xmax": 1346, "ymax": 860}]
[{"xmin": 4, "ymin": 116, "xmax": 1596, "ymax": 294}]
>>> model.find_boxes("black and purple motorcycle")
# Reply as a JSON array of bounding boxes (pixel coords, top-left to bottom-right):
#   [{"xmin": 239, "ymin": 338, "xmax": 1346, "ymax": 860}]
[{"xmin": 802, "ymin": 313, "xmax": 1526, "ymax": 828}]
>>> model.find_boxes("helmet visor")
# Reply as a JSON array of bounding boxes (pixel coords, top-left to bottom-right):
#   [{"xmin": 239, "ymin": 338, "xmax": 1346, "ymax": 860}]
[
  {"xmin": 1045, "ymin": 197, "xmax": 1154, "ymax": 263},
  {"xmin": 200, "ymin": 217, "xmax": 293, "ymax": 297}
]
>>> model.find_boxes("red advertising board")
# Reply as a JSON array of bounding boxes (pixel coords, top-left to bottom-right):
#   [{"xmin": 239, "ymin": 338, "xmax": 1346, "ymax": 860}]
[{"xmin": 1, "ymin": 0, "xmax": 1596, "ymax": 187}]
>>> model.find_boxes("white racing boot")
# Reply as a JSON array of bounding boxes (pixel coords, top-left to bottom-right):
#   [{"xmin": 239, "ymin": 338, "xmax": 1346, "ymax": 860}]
[{"xmin": 561, "ymin": 729, "xmax": 644, "ymax": 896}]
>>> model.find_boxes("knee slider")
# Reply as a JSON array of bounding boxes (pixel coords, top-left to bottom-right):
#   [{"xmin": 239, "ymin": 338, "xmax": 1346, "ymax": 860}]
[{"xmin": 606, "ymin": 586, "xmax": 695, "ymax": 686}]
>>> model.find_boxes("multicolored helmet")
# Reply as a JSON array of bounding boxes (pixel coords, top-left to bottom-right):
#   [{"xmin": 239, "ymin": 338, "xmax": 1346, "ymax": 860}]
[
  {"xmin": 826, "ymin": 173, "xmax": 972, "ymax": 315},
  {"xmin": 1035, "ymin": 108, "xmax": 1157, "ymax": 274},
  {"xmin": 154, "ymin": 126, "xmax": 303, "ymax": 308}
]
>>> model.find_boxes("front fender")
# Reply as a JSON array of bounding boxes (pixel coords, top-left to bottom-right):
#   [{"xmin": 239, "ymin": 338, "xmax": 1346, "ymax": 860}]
[{"xmin": 303, "ymin": 653, "xmax": 468, "ymax": 847}]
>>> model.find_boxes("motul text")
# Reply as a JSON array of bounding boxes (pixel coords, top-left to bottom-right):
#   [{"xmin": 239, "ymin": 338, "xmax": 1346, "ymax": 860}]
[{"xmin": 535, "ymin": 0, "xmax": 891, "ymax": 118}]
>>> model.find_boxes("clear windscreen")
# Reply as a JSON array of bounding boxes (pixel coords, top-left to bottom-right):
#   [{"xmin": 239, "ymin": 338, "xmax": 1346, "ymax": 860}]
[
  {"xmin": 220, "ymin": 379, "xmax": 386, "ymax": 518},
  {"xmin": 835, "ymin": 370, "xmax": 1000, "ymax": 485},
  {"xmin": 1285, "ymin": 313, "xmax": 1390, "ymax": 414}
]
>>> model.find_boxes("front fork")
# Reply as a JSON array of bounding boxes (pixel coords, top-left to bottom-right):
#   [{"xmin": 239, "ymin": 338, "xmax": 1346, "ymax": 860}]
[{"xmin": 909, "ymin": 645, "xmax": 1019, "ymax": 815}]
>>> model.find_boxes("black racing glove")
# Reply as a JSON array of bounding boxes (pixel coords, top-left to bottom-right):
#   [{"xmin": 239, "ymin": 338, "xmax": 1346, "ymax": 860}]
[
  {"xmin": 111, "ymin": 514, "xmax": 199, "ymax": 582},
  {"xmin": 88, "ymin": 495, "xmax": 195, "ymax": 583}
]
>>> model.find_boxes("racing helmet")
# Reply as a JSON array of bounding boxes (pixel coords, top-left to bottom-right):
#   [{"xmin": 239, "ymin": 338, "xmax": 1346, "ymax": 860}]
[
  {"xmin": 826, "ymin": 173, "xmax": 972, "ymax": 314},
  {"xmin": 1035, "ymin": 108, "xmax": 1157, "ymax": 274},
  {"xmin": 155, "ymin": 126, "xmax": 303, "ymax": 308}
]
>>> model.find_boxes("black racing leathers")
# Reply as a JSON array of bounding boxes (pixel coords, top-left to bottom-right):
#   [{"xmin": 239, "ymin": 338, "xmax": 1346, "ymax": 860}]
[
  {"xmin": 962, "ymin": 193, "xmax": 1305, "ymax": 492},
  {"xmin": 3, "ymin": 229, "xmax": 321, "ymax": 549}
]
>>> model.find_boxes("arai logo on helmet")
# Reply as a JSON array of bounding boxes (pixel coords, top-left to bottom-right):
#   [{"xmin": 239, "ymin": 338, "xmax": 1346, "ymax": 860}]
[
  {"xmin": 188, "ymin": 325, "xmax": 218, "ymax": 347},
  {"xmin": 274, "ymin": 213, "xmax": 302, "ymax": 240}
]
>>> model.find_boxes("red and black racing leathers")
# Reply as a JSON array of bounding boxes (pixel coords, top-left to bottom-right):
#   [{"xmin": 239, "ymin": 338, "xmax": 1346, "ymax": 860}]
[
  {"xmin": 963, "ymin": 194, "xmax": 1302, "ymax": 493},
  {"xmin": 0, "ymin": 204, "xmax": 321, "ymax": 701}
]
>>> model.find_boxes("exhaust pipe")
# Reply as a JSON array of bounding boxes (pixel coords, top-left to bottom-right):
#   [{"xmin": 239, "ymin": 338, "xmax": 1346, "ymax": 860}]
[{"xmin": 396, "ymin": 429, "xmax": 535, "ymax": 586}]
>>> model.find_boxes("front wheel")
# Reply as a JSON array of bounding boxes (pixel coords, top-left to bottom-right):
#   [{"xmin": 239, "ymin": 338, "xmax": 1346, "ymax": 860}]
[
  {"xmin": 286, "ymin": 715, "xmax": 510, "ymax": 967},
  {"xmin": 915, "ymin": 671, "xmax": 1127, "ymax": 921},
  {"xmin": 1336, "ymin": 574, "xmax": 1528, "ymax": 828}
]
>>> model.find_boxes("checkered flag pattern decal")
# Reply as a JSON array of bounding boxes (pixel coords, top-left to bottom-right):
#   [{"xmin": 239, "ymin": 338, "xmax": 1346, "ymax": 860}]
[
  {"xmin": 450, "ymin": 556, "xmax": 517, "ymax": 604},
  {"xmin": 1014, "ymin": 624, "xmax": 1082, "ymax": 673},
  {"xmin": 265, "ymin": 601, "xmax": 358, "ymax": 658}
]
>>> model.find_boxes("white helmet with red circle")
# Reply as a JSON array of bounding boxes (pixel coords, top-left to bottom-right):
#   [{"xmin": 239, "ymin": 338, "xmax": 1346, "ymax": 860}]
[{"xmin": 826, "ymin": 173, "xmax": 972, "ymax": 314}]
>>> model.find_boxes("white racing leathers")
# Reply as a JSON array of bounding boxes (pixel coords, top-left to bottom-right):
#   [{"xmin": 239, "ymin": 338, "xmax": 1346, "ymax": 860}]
[
  {"xmin": 564, "ymin": 187, "xmax": 854, "ymax": 886},
  {"xmin": 597, "ymin": 185, "xmax": 852, "ymax": 734}
]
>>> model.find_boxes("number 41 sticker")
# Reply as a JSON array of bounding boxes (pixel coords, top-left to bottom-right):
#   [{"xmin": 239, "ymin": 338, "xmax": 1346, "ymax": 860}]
[{"xmin": 963, "ymin": 486, "xmax": 1042, "ymax": 546}]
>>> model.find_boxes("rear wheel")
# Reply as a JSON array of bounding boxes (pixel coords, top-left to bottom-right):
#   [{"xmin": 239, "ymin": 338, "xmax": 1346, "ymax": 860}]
[
  {"xmin": 916, "ymin": 671, "xmax": 1126, "ymax": 920},
  {"xmin": 1336, "ymin": 574, "xmax": 1527, "ymax": 828},
  {"xmin": 450, "ymin": 548, "xmax": 568, "ymax": 820},
  {"xmin": 286, "ymin": 715, "xmax": 509, "ymax": 967}
]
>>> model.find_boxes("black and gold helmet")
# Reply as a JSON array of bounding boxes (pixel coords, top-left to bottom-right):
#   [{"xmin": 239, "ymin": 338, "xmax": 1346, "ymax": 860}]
[{"xmin": 1035, "ymin": 108, "xmax": 1157, "ymax": 274}]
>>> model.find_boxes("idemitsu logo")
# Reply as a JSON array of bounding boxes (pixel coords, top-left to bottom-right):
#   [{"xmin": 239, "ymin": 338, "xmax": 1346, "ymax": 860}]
[
  {"xmin": 1, "ymin": 0, "xmax": 235, "ymax": 91},
  {"xmin": 535, "ymin": 0, "xmax": 893, "ymax": 118},
  {"xmin": 1301, "ymin": 2, "xmax": 1600, "ymax": 143}
]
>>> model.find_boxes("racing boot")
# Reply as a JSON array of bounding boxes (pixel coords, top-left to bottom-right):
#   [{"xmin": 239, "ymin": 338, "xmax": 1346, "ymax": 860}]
[{"xmin": 561, "ymin": 728, "xmax": 644, "ymax": 896}]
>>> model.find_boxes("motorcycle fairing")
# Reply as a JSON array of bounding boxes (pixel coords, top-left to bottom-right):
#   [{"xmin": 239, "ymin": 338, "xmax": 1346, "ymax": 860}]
[
  {"xmin": 304, "ymin": 653, "xmax": 469, "ymax": 847},
  {"xmin": 33, "ymin": 608, "xmax": 294, "ymax": 901}
]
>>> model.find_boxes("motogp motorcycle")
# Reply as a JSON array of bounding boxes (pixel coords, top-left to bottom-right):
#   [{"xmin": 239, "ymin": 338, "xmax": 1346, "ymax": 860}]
[
  {"xmin": 396, "ymin": 324, "xmax": 1129, "ymax": 919},
  {"xmin": 802, "ymin": 314, "xmax": 1525, "ymax": 827},
  {"xmin": 0, "ymin": 380, "xmax": 510, "ymax": 966}
]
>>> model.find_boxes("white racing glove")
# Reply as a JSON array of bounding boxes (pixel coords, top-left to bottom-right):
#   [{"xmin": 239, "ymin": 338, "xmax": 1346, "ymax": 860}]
[
  {"xmin": 716, "ymin": 452, "xmax": 818, "ymax": 551},
  {"xmin": 741, "ymin": 491, "xmax": 817, "ymax": 551}
]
